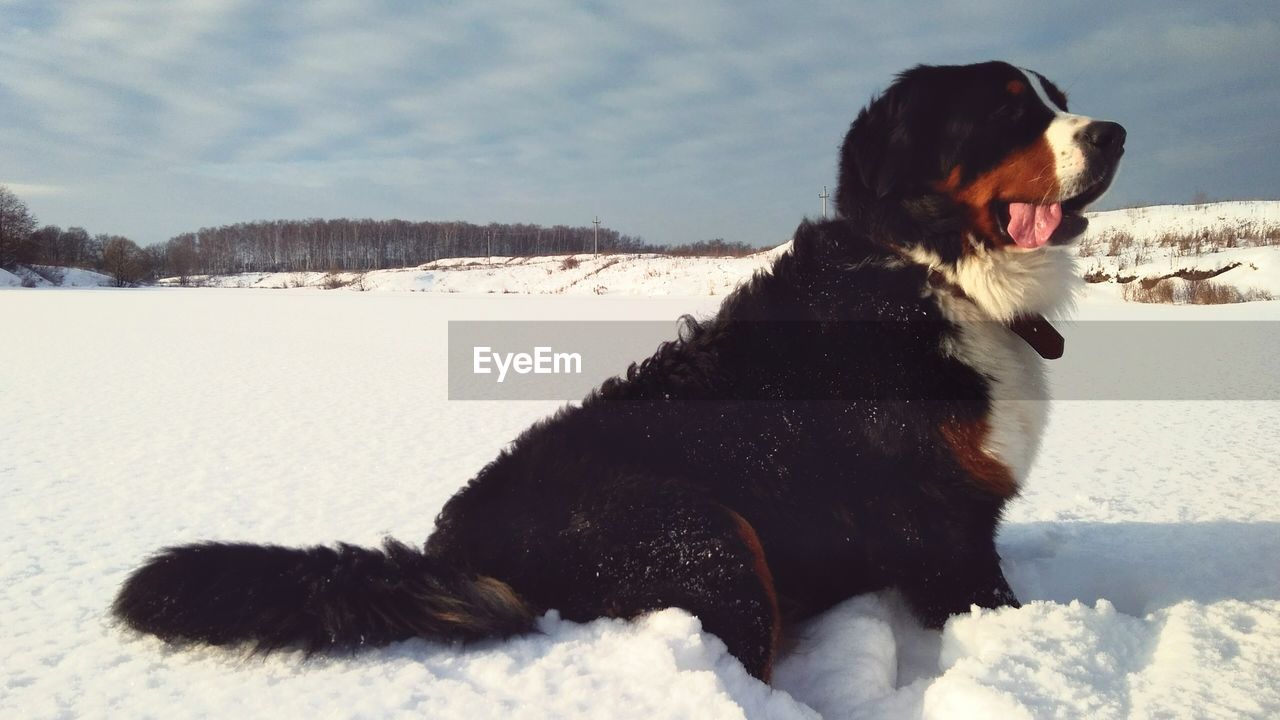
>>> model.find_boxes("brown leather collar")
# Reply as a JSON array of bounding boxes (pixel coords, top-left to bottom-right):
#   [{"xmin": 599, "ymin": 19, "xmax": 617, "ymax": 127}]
[
  {"xmin": 926, "ymin": 269, "xmax": 1064, "ymax": 360},
  {"xmin": 1008, "ymin": 314, "xmax": 1064, "ymax": 360}
]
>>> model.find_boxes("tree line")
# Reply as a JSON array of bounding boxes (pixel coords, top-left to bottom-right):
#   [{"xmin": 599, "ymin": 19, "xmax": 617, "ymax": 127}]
[
  {"xmin": 158, "ymin": 219, "xmax": 757, "ymax": 279},
  {"xmin": 1, "ymin": 186, "xmax": 155, "ymax": 286},
  {"xmin": 0, "ymin": 184, "xmax": 759, "ymax": 286},
  {"xmin": 159, "ymin": 218, "xmax": 654, "ymax": 279}
]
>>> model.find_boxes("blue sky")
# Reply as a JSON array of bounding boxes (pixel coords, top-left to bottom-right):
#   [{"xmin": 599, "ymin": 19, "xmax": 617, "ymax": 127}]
[{"xmin": 1, "ymin": 1, "xmax": 1277, "ymax": 247}]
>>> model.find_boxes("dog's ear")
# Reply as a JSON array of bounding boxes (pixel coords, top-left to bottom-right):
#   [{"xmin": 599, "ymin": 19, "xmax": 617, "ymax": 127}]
[
  {"xmin": 844, "ymin": 90, "xmax": 908, "ymax": 199},
  {"xmin": 835, "ymin": 68, "xmax": 934, "ymax": 214}
]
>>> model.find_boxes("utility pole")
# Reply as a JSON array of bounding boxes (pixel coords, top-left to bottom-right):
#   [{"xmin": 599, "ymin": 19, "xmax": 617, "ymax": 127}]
[
  {"xmin": 593, "ymin": 216, "xmax": 601, "ymax": 256},
  {"xmin": 819, "ymin": 186, "xmax": 830, "ymax": 218}
]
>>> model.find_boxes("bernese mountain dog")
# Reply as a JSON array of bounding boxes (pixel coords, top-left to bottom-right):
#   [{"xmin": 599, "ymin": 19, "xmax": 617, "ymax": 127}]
[{"xmin": 113, "ymin": 61, "xmax": 1125, "ymax": 682}]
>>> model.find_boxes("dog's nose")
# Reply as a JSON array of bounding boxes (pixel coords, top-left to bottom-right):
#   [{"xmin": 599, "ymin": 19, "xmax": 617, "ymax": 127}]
[{"xmin": 1080, "ymin": 121, "xmax": 1126, "ymax": 155}]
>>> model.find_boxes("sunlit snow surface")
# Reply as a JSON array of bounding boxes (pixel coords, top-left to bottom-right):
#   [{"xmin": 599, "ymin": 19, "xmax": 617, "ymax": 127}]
[{"xmin": 2, "ymin": 288, "xmax": 1279, "ymax": 719}]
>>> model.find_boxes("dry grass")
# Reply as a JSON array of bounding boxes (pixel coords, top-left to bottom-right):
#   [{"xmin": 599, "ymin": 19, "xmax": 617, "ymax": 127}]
[
  {"xmin": 559, "ymin": 256, "xmax": 580, "ymax": 271},
  {"xmin": 1186, "ymin": 281, "xmax": 1274, "ymax": 304},
  {"xmin": 1080, "ymin": 220, "xmax": 1280, "ymax": 261},
  {"xmin": 1105, "ymin": 231, "xmax": 1135, "ymax": 256},
  {"xmin": 1121, "ymin": 279, "xmax": 1177, "ymax": 303},
  {"xmin": 1083, "ymin": 267, "xmax": 1112, "ymax": 283},
  {"xmin": 320, "ymin": 271, "xmax": 351, "ymax": 290},
  {"xmin": 1121, "ymin": 278, "xmax": 1275, "ymax": 305}
]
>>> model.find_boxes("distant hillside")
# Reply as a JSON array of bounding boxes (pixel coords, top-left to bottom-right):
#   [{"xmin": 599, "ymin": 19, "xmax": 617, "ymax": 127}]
[
  {"xmin": 1, "ymin": 265, "xmax": 115, "ymax": 288},
  {"xmin": 156, "ymin": 201, "xmax": 1280, "ymax": 303},
  {"xmin": 162, "ymin": 248, "xmax": 787, "ymax": 296},
  {"xmin": 10, "ymin": 201, "xmax": 1278, "ymax": 303},
  {"xmin": 153, "ymin": 218, "xmax": 750, "ymax": 278},
  {"xmin": 1077, "ymin": 201, "xmax": 1280, "ymax": 303}
]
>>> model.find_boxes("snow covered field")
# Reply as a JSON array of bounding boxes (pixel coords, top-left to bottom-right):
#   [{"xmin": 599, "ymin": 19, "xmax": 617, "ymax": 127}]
[{"xmin": 2, "ymin": 286, "xmax": 1279, "ymax": 719}]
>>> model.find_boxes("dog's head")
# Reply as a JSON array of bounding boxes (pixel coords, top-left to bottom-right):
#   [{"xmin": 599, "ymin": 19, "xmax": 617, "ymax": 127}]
[{"xmin": 836, "ymin": 61, "xmax": 1125, "ymax": 260}]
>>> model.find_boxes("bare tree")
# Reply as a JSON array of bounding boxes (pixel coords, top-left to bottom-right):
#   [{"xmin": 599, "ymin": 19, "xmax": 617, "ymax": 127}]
[
  {"xmin": 0, "ymin": 185, "xmax": 38, "ymax": 269},
  {"xmin": 60, "ymin": 227, "xmax": 93, "ymax": 268},
  {"xmin": 101, "ymin": 236, "xmax": 145, "ymax": 286},
  {"xmin": 29, "ymin": 225, "xmax": 62, "ymax": 266},
  {"xmin": 167, "ymin": 235, "xmax": 198, "ymax": 284}
]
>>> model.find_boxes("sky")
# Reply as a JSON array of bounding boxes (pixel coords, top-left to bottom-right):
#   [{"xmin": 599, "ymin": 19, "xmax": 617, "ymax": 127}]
[{"xmin": 1, "ymin": 1, "xmax": 1277, "ymax": 248}]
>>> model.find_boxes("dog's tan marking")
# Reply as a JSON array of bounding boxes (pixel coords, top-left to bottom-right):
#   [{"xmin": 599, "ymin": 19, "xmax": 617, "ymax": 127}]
[
  {"xmin": 940, "ymin": 417, "xmax": 1018, "ymax": 497},
  {"xmin": 727, "ymin": 510, "xmax": 781, "ymax": 682},
  {"xmin": 941, "ymin": 139, "xmax": 1060, "ymax": 245}
]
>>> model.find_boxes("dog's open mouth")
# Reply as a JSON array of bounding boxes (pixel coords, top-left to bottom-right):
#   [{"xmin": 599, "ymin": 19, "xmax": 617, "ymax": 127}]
[
  {"xmin": 993, "ymin": 170, "xmax": 1117, "ymax": 249},
  {"xmin": 1000, "ymin": 201, "xmax": 1063, "ymax": 249}
]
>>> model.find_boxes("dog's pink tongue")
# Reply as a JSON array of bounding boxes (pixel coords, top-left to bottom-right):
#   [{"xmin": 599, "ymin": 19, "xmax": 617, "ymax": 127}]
[{"xmin": 1007, "ymin": 202, "xmax": 1062, "ymax": 248}]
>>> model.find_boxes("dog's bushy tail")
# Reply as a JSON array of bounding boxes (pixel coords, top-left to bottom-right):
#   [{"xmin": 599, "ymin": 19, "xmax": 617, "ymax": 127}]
[{"xmin": 112, "ymin": 539, "xmax": 534, "ymax": 652}]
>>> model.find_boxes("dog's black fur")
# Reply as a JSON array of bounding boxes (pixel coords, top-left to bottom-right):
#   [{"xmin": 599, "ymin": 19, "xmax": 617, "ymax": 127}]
[{"xmin": 114, "ymin": 61, "xmax": 1124, "ymax": 681}]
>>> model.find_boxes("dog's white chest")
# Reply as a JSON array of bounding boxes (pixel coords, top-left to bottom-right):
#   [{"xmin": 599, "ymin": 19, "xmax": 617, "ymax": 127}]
[
  {"xmin": 956, "ymin": 321, "xmax": 1049, "ymax": 483},
  {"xmin": 937, "ymin": 297, "xmax": 1051, "ymax": 485}
]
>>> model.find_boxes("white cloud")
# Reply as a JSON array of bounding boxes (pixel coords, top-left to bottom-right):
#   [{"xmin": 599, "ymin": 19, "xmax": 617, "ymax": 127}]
[
  {"xmin": 0, "ymin": 1, "xmax": 1275, "ymax": 244},
  {"xmin": 0, "ymin": 181, "xmax": 65, "ymax": 197}
]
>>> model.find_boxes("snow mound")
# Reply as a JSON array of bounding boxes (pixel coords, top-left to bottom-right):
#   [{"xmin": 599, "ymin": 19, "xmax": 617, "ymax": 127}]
[
  {"xmin": 0, "ymin": 265, "xmax": 116, "ymax": 288},
  {"xmin": 927, "ymin": 598, "xmax": 1278, "ymax": 720},
  {"xmin": 52, "ymin": 266, "xmax": 116, "ymax": 287}
]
